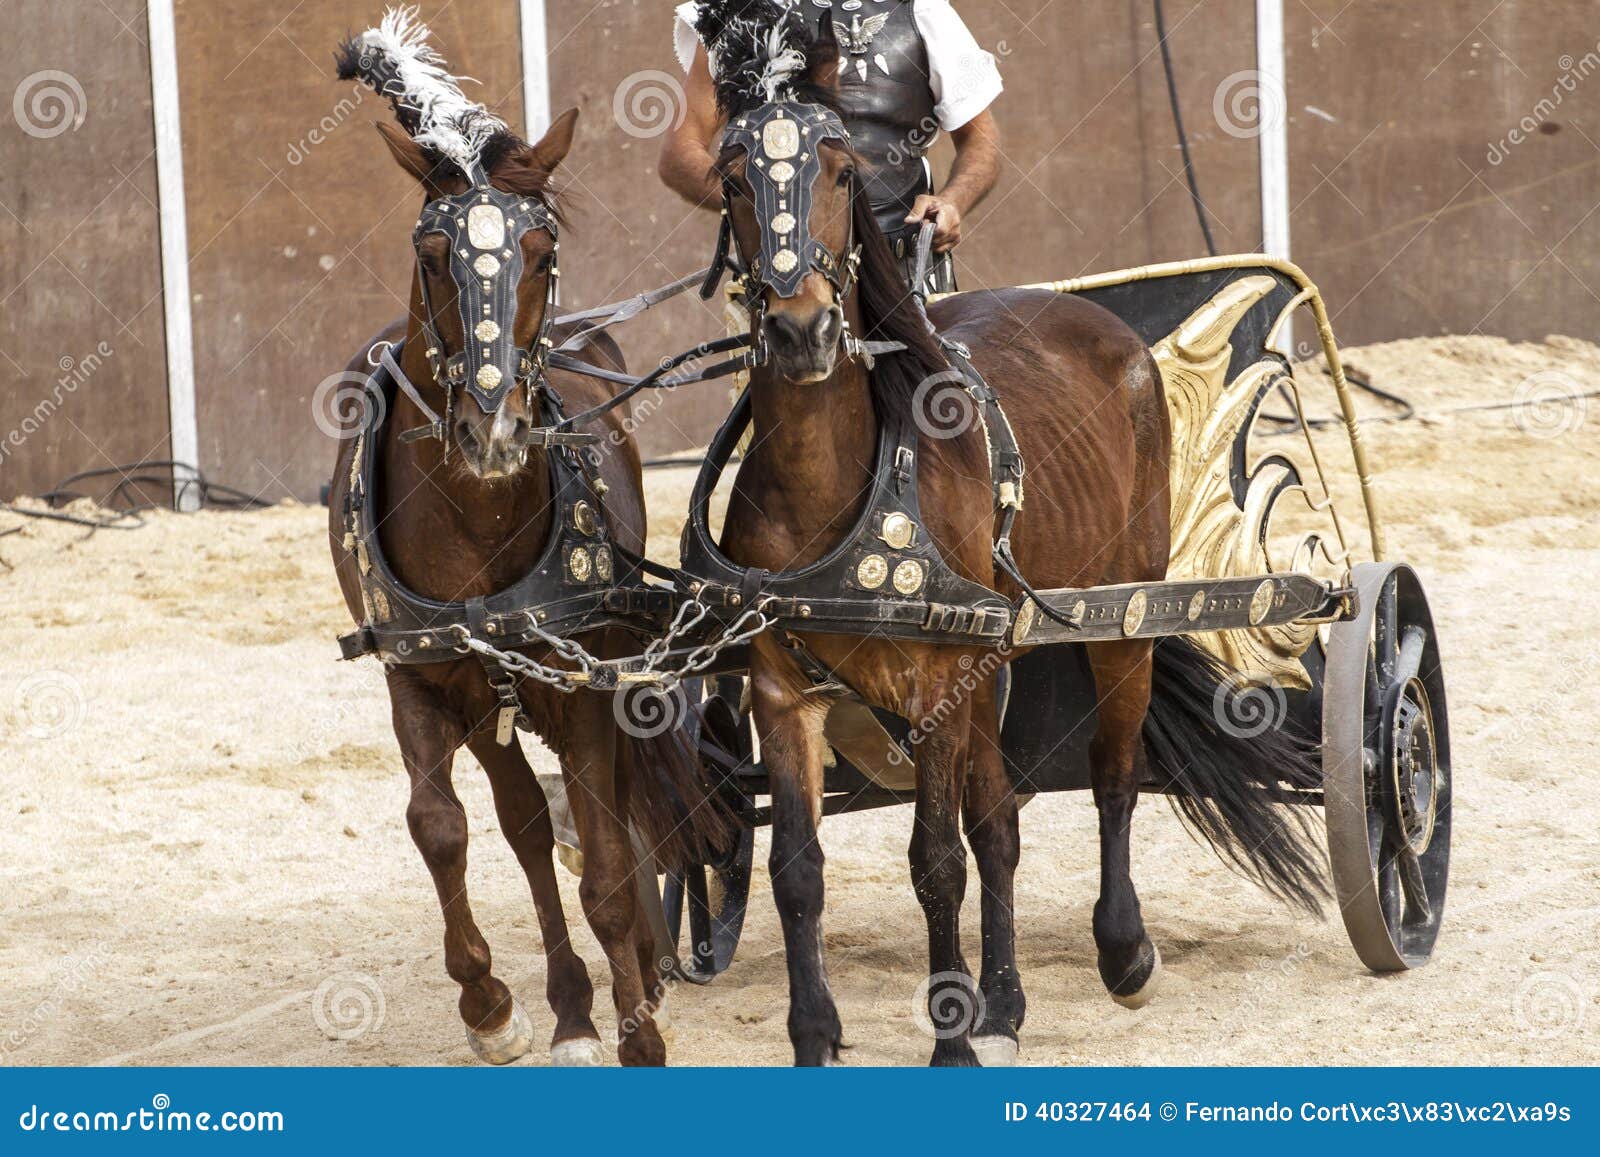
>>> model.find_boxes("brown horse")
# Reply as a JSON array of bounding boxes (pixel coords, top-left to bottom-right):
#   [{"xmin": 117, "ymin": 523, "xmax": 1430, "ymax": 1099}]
[
  {"xmin": 703, "ymin": 9, "xmax": 1325, "ymax": 1065},
  {"xmin": 327, "ymin": 23, "xmax": 721, "ymax": 1067}
]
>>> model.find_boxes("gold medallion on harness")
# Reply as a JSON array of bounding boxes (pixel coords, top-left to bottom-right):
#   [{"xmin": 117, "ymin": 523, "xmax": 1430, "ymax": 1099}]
[
  {"xmin": 856, "ymin": 554, "xmax": 888, "ymax": 590},
  {"xmin": 1122, "ymin": 589, "xmax": 1148, "ymax": 636},
  {"xmin": 763, "ymin": 117, "xmax": 800, "ymax": 160},
  {"xmin": 572, "ymin": 500, "xmax": 597, "ymax": 536},
  {"xmin": 568, "ymin": 547, "xmax": 593, "ymax": 583},
  {"xmin": 467, "ymin": 204, "xmax": 506, "ymax": 249},
  {"xmin": 1012, "ymin": 599, "xmax": 1036, "ymax": 644},
  {"xmin": 879, "ymin": 512, "xmax": 916, "ymax": 550},
  {"xmin": 1249, "ymin": 579, "xmax": 1276, "ymax": 626},
  {"xmin": 892, "ymin": 559, "xmax": 925, "ymax": 596}
]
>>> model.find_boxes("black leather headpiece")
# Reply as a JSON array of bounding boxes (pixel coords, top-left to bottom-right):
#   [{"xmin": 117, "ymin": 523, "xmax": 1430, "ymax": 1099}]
[
  {"xmin": 412, "ymin": 179, "xmax": 558, "ymax": 412},
  {"xmin": 716, "ymin": 101, "xmax": 856, "ymax": 299}
]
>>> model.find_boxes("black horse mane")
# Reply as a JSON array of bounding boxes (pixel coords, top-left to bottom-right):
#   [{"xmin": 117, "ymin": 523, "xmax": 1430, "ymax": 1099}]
[{"xmin": 847, "ymin": 172, "xmax": 952, "ymax": 427}]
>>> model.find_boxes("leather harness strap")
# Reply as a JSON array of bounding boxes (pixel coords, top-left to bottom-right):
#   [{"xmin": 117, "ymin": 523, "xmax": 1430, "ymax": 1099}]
[{"xmin": 336, "ymin": 341, "xmax": 671, "ymax": 676}]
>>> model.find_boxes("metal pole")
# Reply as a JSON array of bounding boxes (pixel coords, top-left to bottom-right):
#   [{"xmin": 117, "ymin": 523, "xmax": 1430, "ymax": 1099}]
[
  {"xmin": 147, "ymin": 0, "xmax": 201, "ymax": 511},
  {"xmin": 520, "ymin": 0, "xmax": 551, "ymax": 139},
  {"xmin": 1255, "ymin": 0, "xmax": 1293, "ymax": 350}
]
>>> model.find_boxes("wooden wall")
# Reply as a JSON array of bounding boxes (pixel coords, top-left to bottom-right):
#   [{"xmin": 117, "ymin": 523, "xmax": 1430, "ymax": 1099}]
[
  {"xmin": 171, "ymin": 0, "xmax": 526, "ymax": 502},
  {"xmin": 1287, "ymin": 0, "xmax": 1600, "ymax": 351},
  {"xmin": 2, "ymin": 1, "xmax": 1596, "ymax": 502},
  {"xmin": 0, "ymin": 0, "xmax": 171, "ymax": 501}
]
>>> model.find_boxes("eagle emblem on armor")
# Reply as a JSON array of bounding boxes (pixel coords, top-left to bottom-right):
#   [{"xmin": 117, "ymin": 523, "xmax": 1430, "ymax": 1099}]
[{"xmin": 834, "ymin": 12, "xmax": 892, "ymax": 81}]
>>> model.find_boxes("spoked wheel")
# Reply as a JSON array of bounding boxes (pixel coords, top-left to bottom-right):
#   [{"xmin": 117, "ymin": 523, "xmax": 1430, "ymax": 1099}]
[
  {"xmin": 661, "ymin": 676, "xmax": 755, "ymax": 983},
  {"xmin": 1323, "ymin": 562, "xmax": 1452, "ymax": 971}
]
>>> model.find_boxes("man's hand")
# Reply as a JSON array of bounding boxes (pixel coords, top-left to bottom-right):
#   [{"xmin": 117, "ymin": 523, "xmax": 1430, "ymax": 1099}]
[{"xmin": 905, "ymin": 195, "xmax": 963, "ymax": 253}]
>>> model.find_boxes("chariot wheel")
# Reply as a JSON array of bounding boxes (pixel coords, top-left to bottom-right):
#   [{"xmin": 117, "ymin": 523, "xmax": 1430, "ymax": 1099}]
[
  {"xmin": 1323, "ymin": 562, "xmax": 1452, "ymax": 971},
  {"xmin": 661, "ymin": 677, "xmax": 755, "ymax": 983}
]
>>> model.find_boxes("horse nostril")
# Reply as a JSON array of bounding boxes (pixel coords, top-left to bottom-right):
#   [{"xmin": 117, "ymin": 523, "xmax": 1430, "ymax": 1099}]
[
  {"xmin": 815, "ymin": 307, "xmax": 842, "ymax": 346},
  {"xmin": 511, "ymin": 415, "xmax": 532, "ymax": 442},
  {"xmin": 763, "ymin": 312, "xmax": 803, "ymax": 350}
]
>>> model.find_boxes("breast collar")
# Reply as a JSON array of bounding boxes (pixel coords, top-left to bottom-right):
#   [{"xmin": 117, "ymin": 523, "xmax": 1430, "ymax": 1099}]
[
  {"xmin": 337, "ymin": 341, "xmax": 674, "ymax": 666},
  {"xmin": 675, "ymin": 346, "xmax": 1020, "ymax": 648}
]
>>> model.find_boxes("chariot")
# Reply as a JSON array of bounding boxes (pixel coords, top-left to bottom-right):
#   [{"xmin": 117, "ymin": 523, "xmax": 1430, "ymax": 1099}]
[{"xmin": 621, "ymin": 254, "xmax": 1451, "ymax": 981}]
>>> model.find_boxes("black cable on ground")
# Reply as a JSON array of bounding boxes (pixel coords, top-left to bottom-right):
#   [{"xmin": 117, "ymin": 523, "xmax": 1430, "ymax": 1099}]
[
  {"xmin": 2, "ymin": 461, "xmax": 273, "ymax": 539},
  {"xmin": 1154, "ymin": 0, "xmax": 1218, "ymax": 257}
]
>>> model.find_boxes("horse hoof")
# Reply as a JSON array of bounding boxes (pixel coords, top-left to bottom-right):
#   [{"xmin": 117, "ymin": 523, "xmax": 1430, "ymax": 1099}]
[
  {"xmin": 971, "ymin": 1034, "xmax": 1020, "ymax": 1067},
  {"xmin": 550, "ymin": 1036, "xmax": 605, "ymax": 1067},
  {"xmin": 1110, "ymin": 943, "xmax": 1163, "ymax": 1010},
  {"xmin": 465, "ymin": 1000, "xmax": 534, "ymax": 1065},
  {"xmin": 653, "ymin": 993, "xmax": 674, "ymax": 1041}
]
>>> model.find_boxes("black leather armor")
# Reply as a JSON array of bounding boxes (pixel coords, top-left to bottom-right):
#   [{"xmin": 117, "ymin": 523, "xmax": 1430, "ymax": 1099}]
[{"xmin": 814, "ymin": 0, "xmax": 954, "ymax": 291}]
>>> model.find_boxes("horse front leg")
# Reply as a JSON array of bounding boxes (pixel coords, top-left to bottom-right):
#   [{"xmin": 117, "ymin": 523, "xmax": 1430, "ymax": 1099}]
[
  {"xmin": 962, "ymin": 677, "xmax": 1025, "ymax": 1064},
  {"xmin": 1086, "ymin": 639, "xmax": 1163, "ymax": 1008},
  {"xmin": 907, "ymin": 683, "xmax": 980, "ymax": 1067},
  {"xmin": 388, "ymin": 671, "xmax": 533, "ymax": 1064},
  {"xmin": 749, "ymin": 643, "xmax": 838, "ymax": 1065},
  {"xmin": 559, "ymin": 692, "xmax": 664, "ymax": 1066},
  {"xmin": 466, "ymin": 732, "xmax": 603, "ymax": 1065}
]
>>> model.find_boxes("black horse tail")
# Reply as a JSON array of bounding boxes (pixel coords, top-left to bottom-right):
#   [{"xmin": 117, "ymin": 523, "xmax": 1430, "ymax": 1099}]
[
  {"xmin": 623, "ymin": 693, "xmax": 738, "ymax": 873},
  {"xmin": 1142, "ymin": 636, "xmax": 1329, "ymax": 915}
]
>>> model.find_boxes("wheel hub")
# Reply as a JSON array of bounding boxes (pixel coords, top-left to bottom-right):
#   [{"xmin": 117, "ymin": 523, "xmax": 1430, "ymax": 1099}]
[{"xmin": 1386, "ymin": 676, "xmax": 1439, "ymax": 855}]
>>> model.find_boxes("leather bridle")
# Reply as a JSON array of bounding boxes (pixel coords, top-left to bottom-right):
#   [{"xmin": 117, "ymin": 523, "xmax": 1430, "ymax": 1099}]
[
  {"xmin": 399, "ymin": 165, "xmax": 563, "ymax": 451},
  {"xmin": 701, "ymin": 101, "xmax": 869, "ymax": 363}
]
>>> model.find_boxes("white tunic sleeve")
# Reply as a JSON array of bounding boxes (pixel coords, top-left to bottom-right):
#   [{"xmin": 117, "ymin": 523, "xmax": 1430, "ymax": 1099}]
[
  {"xmin": 674, "ymin": 2, "xmax": 703, "ymax": 75},
  {"xmin": 914, "ymin": 0, "xmax": 1003, "ymax": 131}
]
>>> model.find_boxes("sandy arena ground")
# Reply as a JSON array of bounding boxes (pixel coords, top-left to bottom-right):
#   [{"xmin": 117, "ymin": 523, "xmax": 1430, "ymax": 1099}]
[{"xmin": 2, "ymin": 334, "xmax": 1597, "ymax": 1066}]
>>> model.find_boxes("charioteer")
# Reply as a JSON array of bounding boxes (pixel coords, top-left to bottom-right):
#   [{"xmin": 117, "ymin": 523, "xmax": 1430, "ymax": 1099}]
[{"xmin": 661, "ymin": 0, "xmax": 1004, "ymax": 295}]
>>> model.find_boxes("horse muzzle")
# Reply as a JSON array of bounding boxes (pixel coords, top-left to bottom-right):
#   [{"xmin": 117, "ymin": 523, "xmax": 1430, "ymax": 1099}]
[{"xmin": 761, "ymin": 304, "xmax": 844, "ymax": 383}]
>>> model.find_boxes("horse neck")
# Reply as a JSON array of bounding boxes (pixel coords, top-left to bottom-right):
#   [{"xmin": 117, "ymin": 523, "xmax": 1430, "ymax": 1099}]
[
  {"xmin": 377, "ymin": 338, "xmax": 554, "ymax": 600},
  {"xmin": 741, "ymin": 299, "xmax": 880, "ymax": 549}
]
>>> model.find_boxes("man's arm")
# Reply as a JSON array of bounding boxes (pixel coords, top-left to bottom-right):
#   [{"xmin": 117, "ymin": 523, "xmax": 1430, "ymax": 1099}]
[
  {"xmin": 905, "ymin": 109, "xmax": 1001, "ymax": 253},
  {"xmin": 658, "ymin": 47, "xmax": 725, "ymax": 210}
]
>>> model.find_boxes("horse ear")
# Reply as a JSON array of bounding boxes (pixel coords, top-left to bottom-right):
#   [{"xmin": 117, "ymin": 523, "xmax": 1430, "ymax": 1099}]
[
  {"xmin": 375, "ymin": 121, "xmax": 437, "ymax": 186},
  {"xmin": 526, "ymin": 107, "xmax": 580, "ymax": 178},
  {"xmin": 809, "ymin": 11, "xmax": 841, "ymax": 91}
]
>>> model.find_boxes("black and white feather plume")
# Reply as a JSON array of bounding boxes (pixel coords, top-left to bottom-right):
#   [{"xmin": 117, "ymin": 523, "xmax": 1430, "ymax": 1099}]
[
  {"xmin": 335, "ymin": 6, "xmax": 508, "ymax": 175},
  {"xmin": 693, "ymin": 0, "xmax": 819, "ymax": 115}
]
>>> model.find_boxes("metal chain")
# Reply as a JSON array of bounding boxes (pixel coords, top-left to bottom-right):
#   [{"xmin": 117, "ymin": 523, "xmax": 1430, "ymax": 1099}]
[{"xmin": 447, "ymin": 597, "xmax": 776, "ymax": 694}]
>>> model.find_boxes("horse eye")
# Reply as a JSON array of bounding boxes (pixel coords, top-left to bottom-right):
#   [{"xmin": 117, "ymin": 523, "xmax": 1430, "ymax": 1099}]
[
  {"xmin": 836, "ymin": 167, "xmax": 855, "ymax": 188},
  {"xmin": 533, "ymin": 253, "xmax": 555, "ymax": 274}
]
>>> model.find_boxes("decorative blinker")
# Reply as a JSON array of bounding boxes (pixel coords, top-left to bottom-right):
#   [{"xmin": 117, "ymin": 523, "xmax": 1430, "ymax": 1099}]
[
  {"xmin": 413, "ymin": 181, "xmax": 559, "ymax": 413},
  {"xmin": 719, "ymin": 101, "xmax": 853, "ymax": 299}
]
